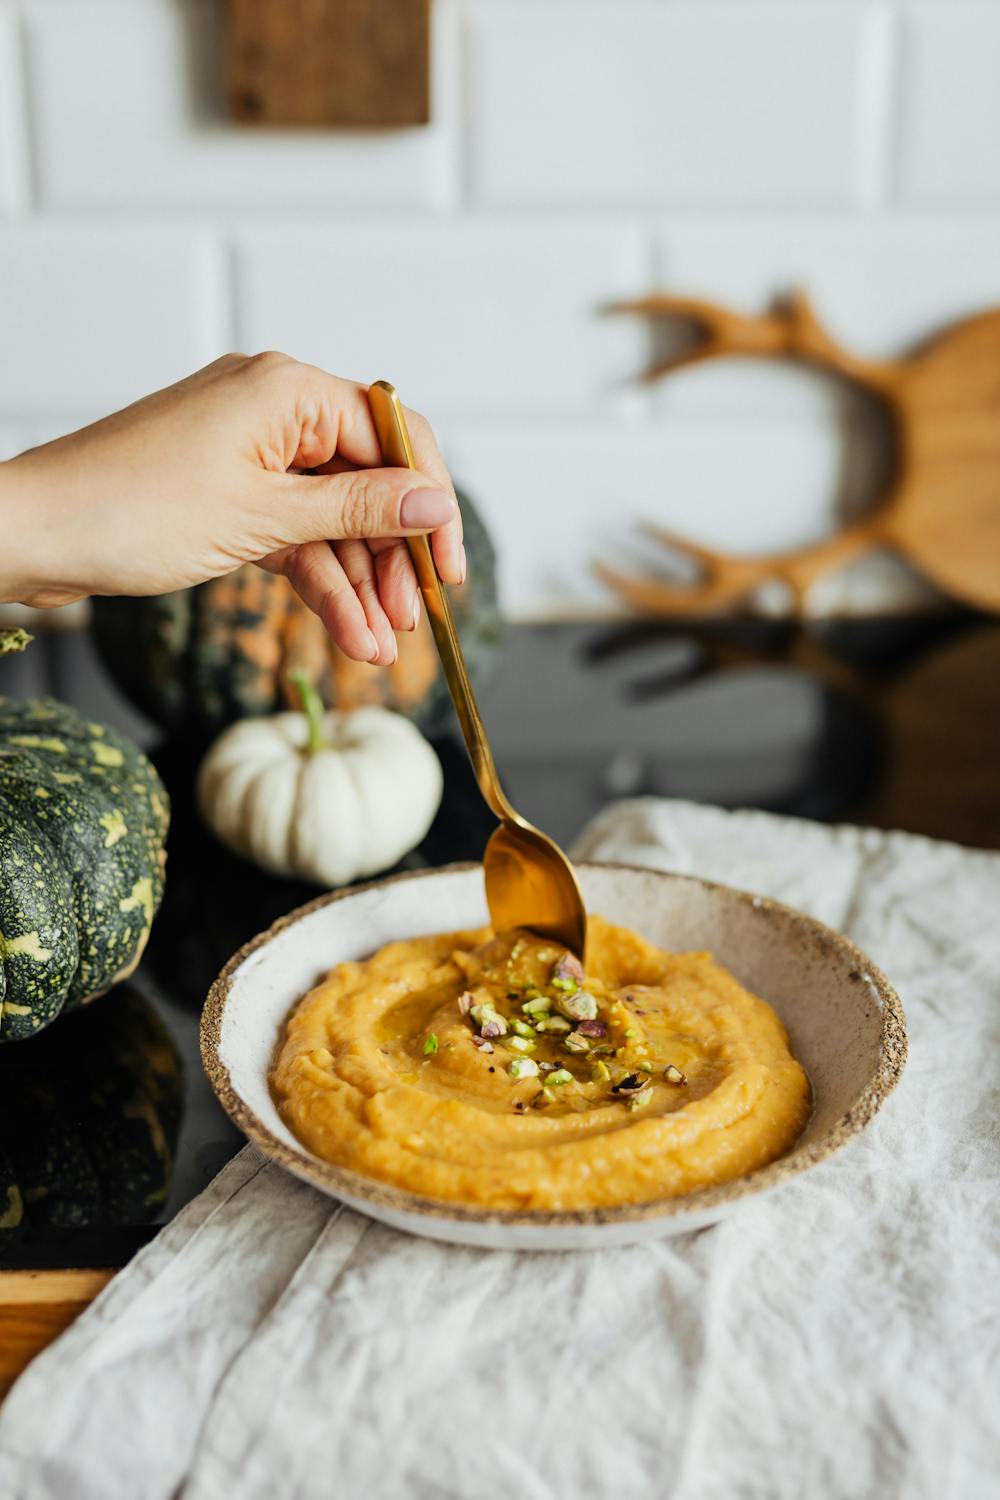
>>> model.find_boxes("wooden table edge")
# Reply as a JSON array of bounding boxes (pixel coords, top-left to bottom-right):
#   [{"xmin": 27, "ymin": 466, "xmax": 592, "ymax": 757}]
[{"xmin": 0, "ymin": 1268, "xmax": 117, "ymax": 1400}]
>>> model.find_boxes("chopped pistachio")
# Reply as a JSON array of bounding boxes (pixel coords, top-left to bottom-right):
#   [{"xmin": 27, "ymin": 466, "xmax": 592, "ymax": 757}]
[
  {"xmin": 422, "ymin": 1034, "xmax": 439, "ymax": 1056},
  {"xmin": 627, "ymin": 1090, "xmax": 653, "ymax": 1112},
  {"xmin": 563, "ymin": 1031, "xmax": 591, "ymax": 1054},
  {"xmin": 550, "ymin": 976, "xmax": 578, "ymax": 993},
  {"xmin": 521, "ymin": 996, "xmax": 552, "ymax": 1017},
  {"xmin": 508, "ymin": 1056, "xmax": 539, "ymax": 1080},
  {"xmin": 575, "ymin": 1019, "xmax": 607, "ymax": 1038},
  {"xmin": 554, "ymin": 990, "xmax": 599, "ymax": 1022},
  {"xmin": 471, "ymin": 1036, "xmax": 494, "ymax": 1053},
  {"xmin": 664, "ymin": 1064, "xmax": 688, "ymax": 1085},
  {"xmin": 612, "ymin": 1072, "xmax": 646, "ymax": 1095},
  {"xmin": 508, "ymin": 1034, "xmax": 537, "ymax": 1054},
  {"xmin": 545, "ymin": 1068, "xmax": 574, "ymax": 1087},
  {"xmin": 510, "ymin": 1018, "xmax": 536, "ymax": 1038},
  {"xmin": 471, "ymin": 1003, "xmax": 508, "ymax": 1038},
  {"xmin": 624, "ymin": 1027, "xmax": 639, "ymax": 1039},
  {"xmin": 457, "ymin": 991, "xmax": 475, "ymax": 1017},
  {"xmin": 591, "ymin": 1059, "xmax": 611, "ymax": 1084},
  {"xmin": 552, "ymin": 951, "xmax": 585, "ymax": 986},
  {"xmin": 535, "ymin": 1015, "xmax": 572, "ymax": 1034},
  {"xmin": 523, "ymin": 987, "xmax": 542, "ymax": 1000}
]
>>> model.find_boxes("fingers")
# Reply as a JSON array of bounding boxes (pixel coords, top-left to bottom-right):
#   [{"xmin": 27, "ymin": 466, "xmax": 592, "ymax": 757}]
[
  {"xmin": 367, "ymin": 537, "xmax": 421, "ymax": 632},
  {"xmin": 277, "ymin": 541, "xmax": 380, "ymax": 664},
  {"xmin": 332, "ymin": 540, "xmax": 398, "ymax": 665},
  {"xmin": 273, "ymin": 465, "xmax": 458, "ymax": 550},
  {"xmin": 243, "ymin": 358, "xmax": 466, "ymax": 586}
]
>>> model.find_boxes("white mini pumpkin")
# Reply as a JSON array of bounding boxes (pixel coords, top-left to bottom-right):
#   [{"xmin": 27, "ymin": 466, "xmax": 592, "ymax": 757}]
[{"xmin": 196, "ymin": 677, "xmax": 444, "ymax": 887}]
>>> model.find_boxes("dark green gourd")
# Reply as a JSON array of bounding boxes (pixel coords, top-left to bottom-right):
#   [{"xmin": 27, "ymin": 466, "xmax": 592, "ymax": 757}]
[
  {"xmin": 0, "ymin": 987, "xmax": 183, "ymax": 1242},
  {"xmin": 0, "ymin": 697, "xmax": 169, "ymax": 1041}
]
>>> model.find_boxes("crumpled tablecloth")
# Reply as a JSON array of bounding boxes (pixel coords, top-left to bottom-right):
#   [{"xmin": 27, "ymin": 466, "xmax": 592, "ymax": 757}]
[{"xmin": 2, "ymin": 797, "xmax": 998, "ymax": 1500}]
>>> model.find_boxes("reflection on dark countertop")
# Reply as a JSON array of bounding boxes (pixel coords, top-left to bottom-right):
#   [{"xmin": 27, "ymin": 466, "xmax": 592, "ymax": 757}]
[{"xmin": 2, "ymin": 612, "xmax": 998, "ymax": 1268}]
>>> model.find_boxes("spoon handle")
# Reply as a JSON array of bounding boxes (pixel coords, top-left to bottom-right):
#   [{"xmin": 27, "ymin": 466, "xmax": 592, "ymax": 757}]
[{"xmin": 367, "ymin": 381, "xmax": 510, "ymax": 823}]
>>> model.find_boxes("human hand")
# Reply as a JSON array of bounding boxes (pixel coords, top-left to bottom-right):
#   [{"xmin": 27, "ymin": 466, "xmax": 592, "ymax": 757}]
[{"xmin": 0, "ymin": 353, "xmax": 463, "ymax": 665}]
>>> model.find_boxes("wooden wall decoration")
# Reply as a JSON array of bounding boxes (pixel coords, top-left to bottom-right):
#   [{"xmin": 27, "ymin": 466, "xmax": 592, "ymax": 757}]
[
  {"xmin": 603, "ymin": 292, "xmax": 1000, "ymax": 618},
  {"xmin": 225, "ymin": 0, "xmax": 431, "ymax": 128}
]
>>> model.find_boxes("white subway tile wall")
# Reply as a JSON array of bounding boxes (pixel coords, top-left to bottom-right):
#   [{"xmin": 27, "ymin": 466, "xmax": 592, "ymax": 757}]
[
  {"xmin": 0, "ymin": 7, "xmax": 25, "ymax": 213},
  {"xmin": 899, "ymin": 4, "xmax": 1000, "ymax": 205},
  {"xmin": 468, "ymin": 3, "xmax": 884, "ymax": 209},
  {"xmin": 0, "ymin": 228, "xmax": 227, "ymax": 412},
  {"xmin": 0, "ymin": 0, "xmax": 994, "ymax": 617}
]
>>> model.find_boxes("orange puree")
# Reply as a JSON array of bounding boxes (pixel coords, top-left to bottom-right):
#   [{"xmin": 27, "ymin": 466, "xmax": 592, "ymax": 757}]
[{"xmin": 270, "ymin": 917, "xmax": 810, "ymax": 1211}]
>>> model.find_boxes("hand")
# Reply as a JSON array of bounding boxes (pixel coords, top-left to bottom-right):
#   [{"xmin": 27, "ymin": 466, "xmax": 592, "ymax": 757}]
[{"xmin": 0, "ymin": 353, "xmax": 464, "ymax": 665}]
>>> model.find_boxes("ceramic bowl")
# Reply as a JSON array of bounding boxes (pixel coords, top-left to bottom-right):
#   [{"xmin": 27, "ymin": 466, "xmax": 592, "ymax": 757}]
[{"xmin": 201, "ymin": 862, "xmax": 906, "ymax": 1251}]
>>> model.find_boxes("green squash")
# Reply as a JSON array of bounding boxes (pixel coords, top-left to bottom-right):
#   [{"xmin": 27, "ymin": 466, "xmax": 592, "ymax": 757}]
[
  {"xmin": 0, "ymin": 987, "xmax": 182, "ymax": 1241},
  {"xmin": 0, "ymin": 697, "xmax": 169, "ymax": 1042},
  {"xmin": 91, "ymin": 487, "xmax": 503, "ymax": 744}
]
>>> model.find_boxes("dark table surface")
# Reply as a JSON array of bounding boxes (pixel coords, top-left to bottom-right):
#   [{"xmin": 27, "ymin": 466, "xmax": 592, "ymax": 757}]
[{"xmin": 3, "ymin": 610, "xmax": 999, "ymax": 1268}]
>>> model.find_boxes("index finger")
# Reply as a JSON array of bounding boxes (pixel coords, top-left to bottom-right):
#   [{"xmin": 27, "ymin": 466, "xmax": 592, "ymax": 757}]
[{"xmin": 294, "ymin": 367, "xmax": 464, "ymax": 585}]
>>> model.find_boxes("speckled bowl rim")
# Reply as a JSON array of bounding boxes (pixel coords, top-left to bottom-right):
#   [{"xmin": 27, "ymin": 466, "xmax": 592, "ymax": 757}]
[{"xmin": 201, "ymin": 860, "xmax": 908, "ymax": 1231}]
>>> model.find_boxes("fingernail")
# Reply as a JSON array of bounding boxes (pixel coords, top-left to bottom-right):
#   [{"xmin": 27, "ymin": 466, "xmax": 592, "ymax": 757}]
[
  {"xmin": 459, "ymin": 545, "xmax": 467, "ymax": 586},
  {"xmin": 385, "ymin": 638, "xmax": 398, "ymax": 666},
  {"xmin": 411, "ymin": 596, "xmax": 421, "ymax": 630},
  {"xmin": 364, "ymin": 630, "xmax": 379, "ymax": 663},
  {"xmin": 400, "ymin": 488, "xmax": 455, "ymax": 529}
]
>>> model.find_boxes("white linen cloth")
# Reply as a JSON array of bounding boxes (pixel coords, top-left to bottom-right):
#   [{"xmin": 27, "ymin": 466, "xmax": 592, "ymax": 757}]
[{"xmin": 1, "ymin": 798, "xmax": 998, "ymax": 1500}]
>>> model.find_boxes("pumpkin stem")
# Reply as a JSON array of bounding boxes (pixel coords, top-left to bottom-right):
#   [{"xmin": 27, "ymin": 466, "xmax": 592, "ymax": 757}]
[
  {"xmin": 290, "ymin": 669, "xmax": 329, "ymax": 754},
  {"xmin": 0, "ymin": 628, "xmax": 33, "ymax": 657}
]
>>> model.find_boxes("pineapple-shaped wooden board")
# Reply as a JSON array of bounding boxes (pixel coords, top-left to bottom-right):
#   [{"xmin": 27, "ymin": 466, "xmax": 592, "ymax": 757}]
[{"xmin": 602, "ymin": 292, "xmax": 1000, "ymax": 617}]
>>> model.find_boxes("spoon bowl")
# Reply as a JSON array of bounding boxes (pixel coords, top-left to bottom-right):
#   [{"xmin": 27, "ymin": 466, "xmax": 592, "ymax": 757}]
[{"xmin": 484, "ymin": 818, "xmax": 587, "ymax": 953}]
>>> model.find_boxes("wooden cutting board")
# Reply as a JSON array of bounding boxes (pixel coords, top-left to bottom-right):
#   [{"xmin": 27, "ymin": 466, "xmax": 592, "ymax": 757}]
[
  {"xmin": 0, "ymin": 1270, "xmax": 115, "ymax": 1400},
  {"xmin": 601, "ymin": 292, "xmax": 1000, "ymax": 617}
]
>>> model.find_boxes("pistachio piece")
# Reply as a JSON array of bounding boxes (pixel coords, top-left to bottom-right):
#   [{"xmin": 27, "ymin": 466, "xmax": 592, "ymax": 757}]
[
  {"xmin": 591, "ymin": 1059, "xmax": 611, "ymax": 1084},
  {"xmin": 521, "ymin": 996, "xmax": 551, "ymax": 1017},
  {"xmin": 665, "ymin": 1064, "xmax": 688, "ymax": 1085},
  {"xmin": 611, "ymin": 1072, "xmax": 646, "ymax": 1095},
  {"xmin": 627, "ymin": 1090, "xmax": 653, "ymax": 1112},
  {"xmin": 563, "ymin": 1032, "xmax": 591, "ymax": 1054},
  {"xmin": 575, "ymin": 1019, "xmax": 607, "ymax": 1038},
  {"xmin": 552, "ymin": 951, "xmax": 585, "ymax": 987},
  {"xmin": 508, "ymin": 1034, "xmax": 537, "ymax": 1054},
  {"xmin": 422, "ymin": 1034, "xmax": 439, "ymax": 1056},
  {"xmin": 471, "ymin": 1035, "xmax": 494, "ymax": 1053},
  {"xmin": 508, "ymin": 1056, "xmax": 539, "ymax": 1080},
  {"xmin": 510, "ymin": 1018, "xmax": 536, "ymax": 1038},
  {"xmin": 545, "ymin": 1068, "xmax": 574, "ymax": 1087},
  {"xmin": 535, "ymin": 1015, "xmax": 572, "ymax": 1034},
  {"xmin": 554, "ymin": 990, "xmax": 599, "ymax": 1022},
  {"xmin": 471, "ymin": 1003, "xmax": 508, "ymax": 1038},
  {"xmin": 457, "ymin": 991, "xmax": 475, "ymax": 1017},
  {"xmin": 550, "ymin": 976, "xmax": 578, "ymax": 994}
]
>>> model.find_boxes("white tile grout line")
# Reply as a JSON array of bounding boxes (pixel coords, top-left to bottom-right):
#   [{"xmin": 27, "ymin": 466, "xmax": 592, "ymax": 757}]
[{"xmin": 856, "ymin": 0, "xmax": 901, "ymax": 214}]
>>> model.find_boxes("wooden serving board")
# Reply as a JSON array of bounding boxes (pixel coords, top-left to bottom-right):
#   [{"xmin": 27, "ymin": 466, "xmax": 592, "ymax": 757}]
[
  {"xmin": 602, "ymin": 292, "xmax": 1000, "ymax": 617},
  {"xmin": 0, "ymin": 1269, "xmax": 114, "ymax": 1400}
]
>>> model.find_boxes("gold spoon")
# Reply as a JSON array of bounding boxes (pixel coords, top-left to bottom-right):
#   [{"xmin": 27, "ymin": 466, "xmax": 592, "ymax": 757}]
[{"xmin": 368, "ymin": 380, "xmax": 587, "ymax": 956}]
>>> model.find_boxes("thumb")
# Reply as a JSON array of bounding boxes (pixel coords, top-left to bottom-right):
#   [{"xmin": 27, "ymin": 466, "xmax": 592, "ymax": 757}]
[{"xmin": 282, "ymin": 466, "xmax": 458, "ymax": 544}]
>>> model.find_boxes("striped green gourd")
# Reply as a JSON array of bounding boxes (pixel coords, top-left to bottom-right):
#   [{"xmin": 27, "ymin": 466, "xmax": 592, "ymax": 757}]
[{"xmin": 0, "ymin": 695, "xmax": 169, "ymax": 1041}]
